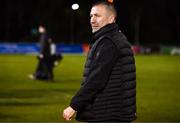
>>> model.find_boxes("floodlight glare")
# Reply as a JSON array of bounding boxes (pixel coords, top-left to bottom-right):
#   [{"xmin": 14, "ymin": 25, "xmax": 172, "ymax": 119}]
[{"xmin": 72, "ymin": 3, "xmax": 79, "ymax": 10}]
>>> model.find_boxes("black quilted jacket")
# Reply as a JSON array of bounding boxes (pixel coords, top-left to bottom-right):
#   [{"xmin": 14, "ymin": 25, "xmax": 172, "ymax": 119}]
[{"xmin": 70, "ymin": 23, "xmax": 136, "ymax": 122}]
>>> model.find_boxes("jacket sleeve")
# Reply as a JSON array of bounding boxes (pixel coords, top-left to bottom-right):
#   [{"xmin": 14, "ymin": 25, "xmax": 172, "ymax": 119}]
[
  {"xmin": 70, "ymin": 38, "xmax": 117, "ymax": 112},
  {"xmin": 39, "ymin": 34, "xmax": 50, "ymax": 55}
]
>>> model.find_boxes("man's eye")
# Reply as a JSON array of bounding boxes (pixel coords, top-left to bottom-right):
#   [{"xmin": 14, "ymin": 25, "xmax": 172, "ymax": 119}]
[{"xmin": 95, "ymin": 14, "xmax": 100, "ymax": 17}]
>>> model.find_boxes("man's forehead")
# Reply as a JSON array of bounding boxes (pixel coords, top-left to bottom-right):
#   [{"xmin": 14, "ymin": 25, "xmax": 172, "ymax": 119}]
[{"xmin": 90, "ymin": 5, "xmax": 106, "ymax": 14}]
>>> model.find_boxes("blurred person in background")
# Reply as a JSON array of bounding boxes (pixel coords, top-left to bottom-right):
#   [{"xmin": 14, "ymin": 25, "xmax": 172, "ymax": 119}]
[
  {"xmin": 63, "ymin": 1, "xmax": 136, "ymax": 122},
  {"xmin": 29, "ymin": 25, "xmax": 62, "ymax": 81}
]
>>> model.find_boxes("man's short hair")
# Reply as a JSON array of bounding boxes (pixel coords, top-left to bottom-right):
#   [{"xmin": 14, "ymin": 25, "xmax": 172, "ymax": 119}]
[{"xmin": 92, "ymin": 1, "xmax": 117, "ymax": 19}]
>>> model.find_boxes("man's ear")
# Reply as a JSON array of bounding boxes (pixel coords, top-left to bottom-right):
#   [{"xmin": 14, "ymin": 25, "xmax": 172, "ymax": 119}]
[{"xmin": 108, "ymin": 15, "xmax": 115, "ymax": 23}]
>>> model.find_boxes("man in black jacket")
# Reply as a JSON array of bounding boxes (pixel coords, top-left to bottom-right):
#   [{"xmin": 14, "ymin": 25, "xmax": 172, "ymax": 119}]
[
  {"xmin": 29, "ymin": 25, "xmax": 54, "ymax": 81},
  {"xmin": 63, "ymin": 1, "xmax": 136, "ymax": 122}
]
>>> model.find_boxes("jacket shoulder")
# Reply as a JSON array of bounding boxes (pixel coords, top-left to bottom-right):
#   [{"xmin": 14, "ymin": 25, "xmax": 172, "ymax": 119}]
[{"xmin": 104, "ymin": 31, "xmax": 131, "ymax": 49}]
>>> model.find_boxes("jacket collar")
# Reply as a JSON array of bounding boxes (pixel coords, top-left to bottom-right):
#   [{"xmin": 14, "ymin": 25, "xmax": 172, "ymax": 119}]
[{"xmin": 91, "ymin": 23, "xmax": 119, "ymax": 44}]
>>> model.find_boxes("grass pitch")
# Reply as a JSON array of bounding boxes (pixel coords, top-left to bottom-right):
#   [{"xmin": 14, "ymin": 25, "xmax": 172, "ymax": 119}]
[{"xmin": 0, "ymin": 54, "xmax": 180, "ymax": 122}]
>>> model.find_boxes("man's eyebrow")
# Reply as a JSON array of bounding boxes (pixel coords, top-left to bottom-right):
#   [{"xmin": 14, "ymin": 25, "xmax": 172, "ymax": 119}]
[{"xmin": 90, "ymin": 13, "xmax": 99, "ymax": 17}]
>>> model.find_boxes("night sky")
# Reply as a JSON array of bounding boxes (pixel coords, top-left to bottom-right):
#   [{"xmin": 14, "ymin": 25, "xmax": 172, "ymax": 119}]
[{"xmin": 0, "ymin": 0, "xmax": 179, "ymax": 45}]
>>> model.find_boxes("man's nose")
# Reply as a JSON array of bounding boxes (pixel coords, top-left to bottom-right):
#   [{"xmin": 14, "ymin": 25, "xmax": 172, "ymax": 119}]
[{"xmin": 91, "ymin": 16, "xmax": 96, "ymax": 23}]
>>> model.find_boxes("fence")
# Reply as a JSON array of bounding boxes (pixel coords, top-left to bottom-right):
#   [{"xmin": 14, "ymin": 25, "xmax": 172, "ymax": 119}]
[{"xmin": 0, "ymin": 43, "xmax": 180, "ymax": 55}]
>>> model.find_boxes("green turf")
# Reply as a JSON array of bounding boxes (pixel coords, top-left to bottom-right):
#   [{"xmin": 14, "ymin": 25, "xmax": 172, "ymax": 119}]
[{"xmin": 0, "ymin": 54, "xmax": 180, "ymax": 122}]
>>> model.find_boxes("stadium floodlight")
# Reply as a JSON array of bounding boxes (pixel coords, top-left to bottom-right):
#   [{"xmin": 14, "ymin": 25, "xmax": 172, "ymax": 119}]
[
  {"xmin": 71, "ymin": 3, "xmax": 79, "ymax": 10},
  {"xmin": 70, "ymin": 3, "xmax": 79, "ymax": 43}
]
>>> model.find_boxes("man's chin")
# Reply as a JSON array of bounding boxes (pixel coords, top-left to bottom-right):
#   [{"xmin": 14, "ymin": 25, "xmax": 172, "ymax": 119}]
[{"xmin": 92, "ymin": 29, "xmax": 99, "ymax": 33}]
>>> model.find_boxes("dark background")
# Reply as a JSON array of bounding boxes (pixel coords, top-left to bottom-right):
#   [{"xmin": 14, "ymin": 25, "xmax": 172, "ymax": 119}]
[{"xmin": 0, "ymin": 0, "xmax": 179, "ymax": 45}]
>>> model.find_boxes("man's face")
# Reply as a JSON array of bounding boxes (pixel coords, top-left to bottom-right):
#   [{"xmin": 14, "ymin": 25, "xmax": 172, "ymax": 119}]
[
  {"xmin": 90, "ymin": 5, "xmax": 113, "ymax": 33},
  {"xmin": 38, "ymin": 26, "xmax": 45, "ymax": 33}
]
